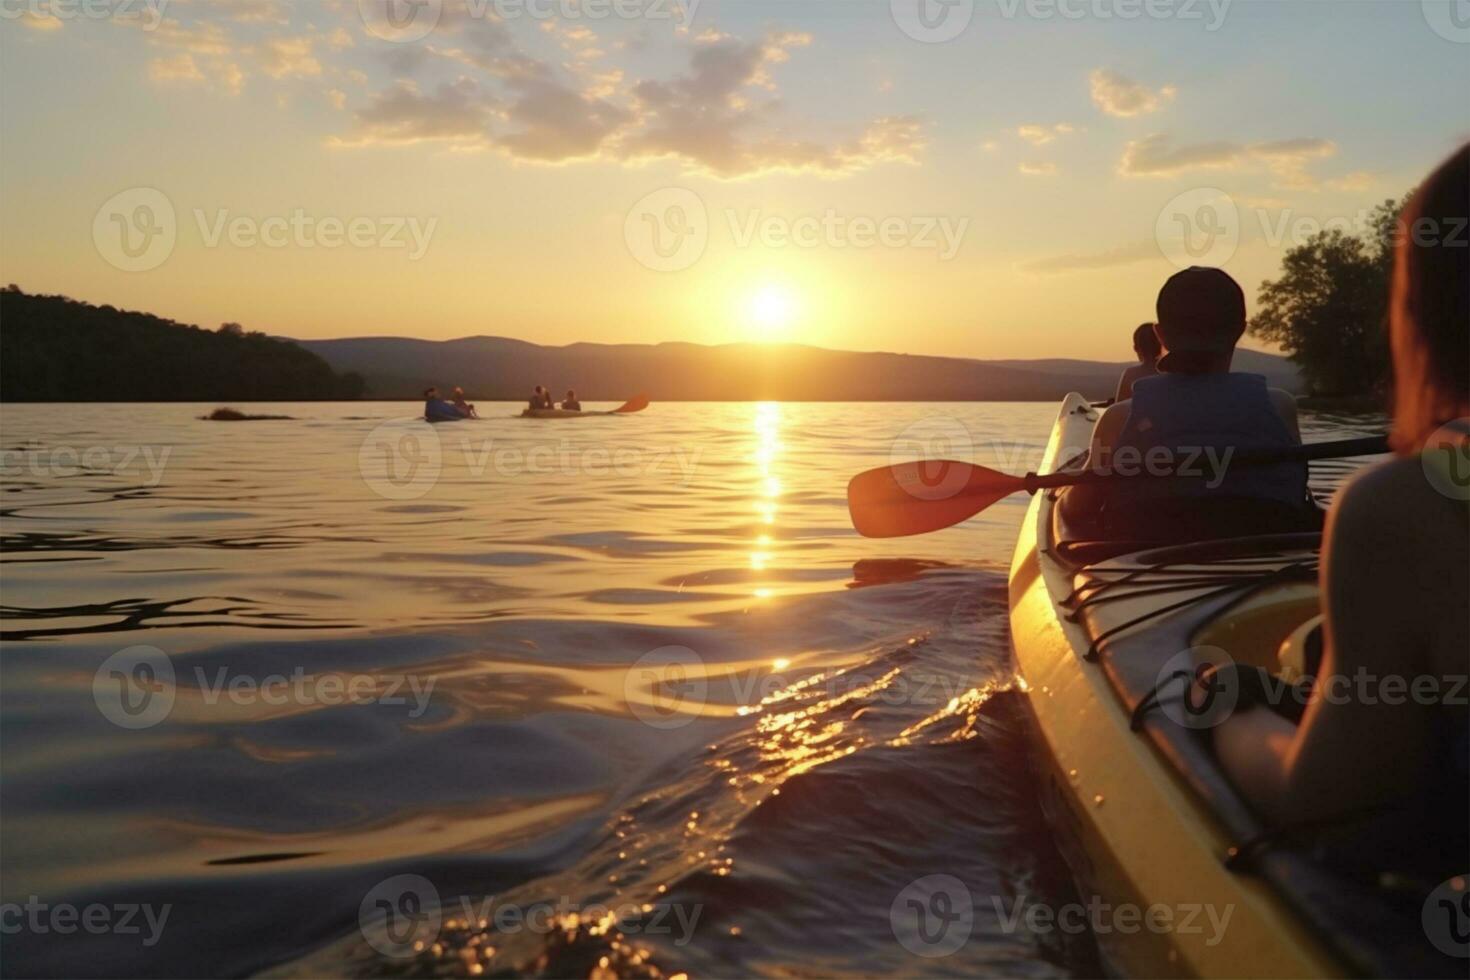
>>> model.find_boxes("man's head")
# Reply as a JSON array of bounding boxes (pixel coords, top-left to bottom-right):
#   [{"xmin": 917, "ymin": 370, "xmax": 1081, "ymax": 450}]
[
  {"xmin": 424, "ymin": 387, "xmax": 439, "ymax": 399},
  {"xmin": 534, "ymin": 385, "xmax": 544, "ymax": 395},
  {"xmin": 1133, "ymin": 322, "xmax": 1162, "ymax": 363},
  {"xmin": 1155, "ymin": 267, "xmax": 1246, "ymax": 373},
  {"xmin": 566, "ymin": 389, "xmax": 576, "ymax": 399}
]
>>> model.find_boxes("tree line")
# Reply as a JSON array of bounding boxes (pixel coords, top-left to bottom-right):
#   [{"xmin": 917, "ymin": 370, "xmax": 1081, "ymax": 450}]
[
  {"xmin": 1248, "ymin": 196, "xmax": 1410, "ymax": 399},
  {"xmin": 0, "ymin": 287, "xmax": 365, "ymax": 402}
]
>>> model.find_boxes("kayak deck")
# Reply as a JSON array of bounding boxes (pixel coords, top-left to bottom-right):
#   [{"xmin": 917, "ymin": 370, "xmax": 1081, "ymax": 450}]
[{"xmin": 1008, "ymin": 393, "xmax": 1456, "ymax": 977}]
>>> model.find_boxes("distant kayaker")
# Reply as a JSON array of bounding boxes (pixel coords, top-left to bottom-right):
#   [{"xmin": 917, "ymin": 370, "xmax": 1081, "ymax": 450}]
[
  {"xmin": 423, "ymin": 387, "xmax": 464, "ymax": 423},
  {"xmin": 1060, "ymin": 267, "xmax": 1307, "ymax": 538},
  {"xmin": 561, "ymin": 390, "xmax": 582, "ymax": 412},
  {"xmin": 1215, "ymin": 144, "xmax": 1468, "ymax": 850},
  {"xmin": 1115, "ymin": 322, "xmax": 1161, "ymax": 402},
  {"xmin": 450, "ymin": 387, "xmax": 478, "ymax": 419},
  {"xmin": 529, "ymin": 386, "xmax": 554, "ymax": 411}
]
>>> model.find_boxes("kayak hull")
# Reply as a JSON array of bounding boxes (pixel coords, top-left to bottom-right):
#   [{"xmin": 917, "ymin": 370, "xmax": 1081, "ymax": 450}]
[
  {"xmin": 520, "ymin": 409, "xmax": 618, "ymax": 419},
  {"xmin": 1007, "ymin": 393, "xmax": 1342, "ymax": 978}
]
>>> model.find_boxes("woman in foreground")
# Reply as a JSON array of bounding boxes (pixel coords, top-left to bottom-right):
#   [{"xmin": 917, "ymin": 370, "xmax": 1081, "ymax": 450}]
[{"xmin": 1215, "ymin": 145, "xmax": 1469, "ymax": 862}]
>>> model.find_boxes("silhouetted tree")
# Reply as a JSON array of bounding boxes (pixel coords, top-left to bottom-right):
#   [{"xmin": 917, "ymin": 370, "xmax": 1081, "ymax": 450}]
[
  {"xmin": 1249, "ymin": 197, "xmax": 1406, "ymax": 396},
  {"xmin": 0, "ymin": 289, "xmax": 368, "ymax": 401}
]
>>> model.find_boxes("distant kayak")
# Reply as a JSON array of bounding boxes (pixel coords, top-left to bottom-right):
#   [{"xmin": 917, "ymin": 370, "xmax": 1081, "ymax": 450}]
[
  {"xmin": 518, "ymin": 395, "xmax": 650, "ymax": 419},
  {"xmin": 521, "ymin": 408, "xmax": 620, "ymax": 419}
]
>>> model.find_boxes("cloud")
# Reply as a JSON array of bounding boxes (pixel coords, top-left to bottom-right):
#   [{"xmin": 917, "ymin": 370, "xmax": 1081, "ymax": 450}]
[
  {"xmin": 1326, "ymin": 171, "xmax": 1375, "ymax": 193},
  {"xmin": 1117, "ymin": 133, "xmax": 1339, "ymax": 188},
  {"xmin": 1090, "ymin": 69, "xmax": 1176, "ymax": 117},
  {"xmin": 618, "ymin": 32, "xmax": 923, "ymax": 177},
  {"xmin": 1018, "ymin": 161, "xmax": 1058, "ymax": 176},
  {"xmin": 1017, "ymin": 123, "xmax": 1074, "ymax": 146},
  {"xmin": 1023, "ymin": 240, "xmax": 1159, "ymax": 274},
  {"xmin": 1118, "ymin": 134, "xmax": 1242, "ymax": 175},
  {"xmin": 498, "ymin": 73, "xmax": 631, "ymax": 161},
  {"xmin": 149, "ymin": 53, "xmax": 205, "ymax": 84},
  {"xmin": 333, "ymin": 78, "xmax": 494, "ymax": 148},
  {"xmin": 257, "ymin": 36, "xmax": 322, "ymax": 79}
]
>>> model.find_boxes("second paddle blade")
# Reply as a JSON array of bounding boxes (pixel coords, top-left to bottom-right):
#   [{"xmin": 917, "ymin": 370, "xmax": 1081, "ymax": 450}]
[
  {"xmin": 847, "ymin": 460, "xmax": 1024, "ymax": 538},
  {"xmin": 613, "ymin": 394, "xmax": 651, "ymax": 414}
]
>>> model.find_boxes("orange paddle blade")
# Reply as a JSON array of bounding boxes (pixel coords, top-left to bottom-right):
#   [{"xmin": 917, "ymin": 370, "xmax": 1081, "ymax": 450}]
[
  {"xmin": 613, "ymin": 394, "xmax": 650, "ymax": 414},
  {"xmin": 847, "ymin": 461, "xmax": 1025, "ymax": 539}
]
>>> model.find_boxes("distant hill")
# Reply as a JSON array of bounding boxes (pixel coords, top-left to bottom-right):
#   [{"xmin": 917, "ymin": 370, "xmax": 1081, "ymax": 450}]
[
  {"xmin": 0, "ymin": 287, "xmax": 364, "ymax": 402},
  {"xmin": 297, "ymin": 335, "xmax": 1302, "ymax": 402}
]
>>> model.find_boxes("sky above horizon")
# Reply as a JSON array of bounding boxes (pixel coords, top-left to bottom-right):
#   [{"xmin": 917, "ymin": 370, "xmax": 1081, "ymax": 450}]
[{"xmin": 2, "ymin": 0, "xmax": 1467, "ymax": 360}]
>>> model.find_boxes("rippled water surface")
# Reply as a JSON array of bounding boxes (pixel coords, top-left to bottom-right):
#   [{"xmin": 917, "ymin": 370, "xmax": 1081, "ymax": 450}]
[{"xmin": 0, "ymin": 401, "xmax": 1384, "ymax": 978}]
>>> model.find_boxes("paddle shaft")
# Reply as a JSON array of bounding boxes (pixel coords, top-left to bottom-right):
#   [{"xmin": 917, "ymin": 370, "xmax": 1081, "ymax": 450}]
[{"xmin": 1022, "ymin": 435, "xmax": 1390, "ymax": 493}]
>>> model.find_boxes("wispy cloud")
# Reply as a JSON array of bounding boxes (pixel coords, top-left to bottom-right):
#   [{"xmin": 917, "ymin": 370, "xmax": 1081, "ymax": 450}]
[
  {"xmin": 1118, "ymin": 133, "xmax": 1339, "ymax": 188},
  {"xmin": 1023, "ymin": 240, "xmax": 1159, "ymax": 274},
  {"xmin": 1090, "ymin": 69, "xmax": 1176, "ymax": 117},
  {"xmin": 1018, "ymin": 161, "xmax": 1058, "ymax": 176},
  {"xmin": 1017, "ymin": 123, "xmax": 1074, "ymax": 146}
]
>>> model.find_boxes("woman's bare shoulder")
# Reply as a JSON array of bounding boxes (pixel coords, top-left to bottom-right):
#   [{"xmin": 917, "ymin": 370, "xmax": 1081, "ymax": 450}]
[{"xmin": 1330, "ymin": 458, "xmax": 1467, "ymax": 559}]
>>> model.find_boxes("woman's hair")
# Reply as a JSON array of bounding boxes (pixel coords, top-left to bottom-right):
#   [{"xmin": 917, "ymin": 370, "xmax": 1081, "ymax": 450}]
[
  {"xmin": 1390, "ymin": 143, "xmax": 1470, "ymax": 452},
  {"xmin": 1133, "ymin": 322, "xmax": 1162, "ymax": 359}
]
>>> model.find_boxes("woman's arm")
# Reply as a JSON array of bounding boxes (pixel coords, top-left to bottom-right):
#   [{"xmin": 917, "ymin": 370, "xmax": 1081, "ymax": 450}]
[{"xmin": 1215, "ymin": 466, "xmax": 1434, "ymax": 825}]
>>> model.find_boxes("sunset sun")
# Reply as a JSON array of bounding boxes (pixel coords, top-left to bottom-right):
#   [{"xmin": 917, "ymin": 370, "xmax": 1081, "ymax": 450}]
[{"xmin": 747, "ymin": 284, "xmax": 800, "ymax": 340}]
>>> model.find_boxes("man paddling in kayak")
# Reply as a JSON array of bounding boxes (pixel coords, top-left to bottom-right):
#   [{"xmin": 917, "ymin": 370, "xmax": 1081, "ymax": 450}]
[
  {"xmin": 529, "ymin": 386, "xmax": 554, "ymax": 411},
  {"xmin": 1115, "ymin": 322, "xmax": 1161, "ymax": 402},
  {"xmin": 1060, "ymin": 267, "xmax": 1308, "ymax": 539},
  {"xmin": 561, "ymin": 390, "xmax": 581, "ymax": 412},
  {"xmin": 1215, "ymin": 144, "xmax": 1468, "ymax": 858}
]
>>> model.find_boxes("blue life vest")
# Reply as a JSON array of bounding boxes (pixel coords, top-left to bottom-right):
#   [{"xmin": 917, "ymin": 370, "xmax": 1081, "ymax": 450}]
[{"xmin": 1112, "ymin": 373, "xmax": 1306, "ymax": 507}]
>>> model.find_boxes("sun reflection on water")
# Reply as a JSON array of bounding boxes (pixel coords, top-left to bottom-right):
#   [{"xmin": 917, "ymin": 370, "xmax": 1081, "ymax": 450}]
[{"xmin": 749, "ymin": 403, "xmax": 783, "ymax": 593}]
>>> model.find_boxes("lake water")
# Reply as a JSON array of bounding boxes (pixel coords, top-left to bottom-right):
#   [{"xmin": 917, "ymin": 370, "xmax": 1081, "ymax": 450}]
[{"xmin": 0, "ymin": 401, "xmax": 1386, "ymax": 978}]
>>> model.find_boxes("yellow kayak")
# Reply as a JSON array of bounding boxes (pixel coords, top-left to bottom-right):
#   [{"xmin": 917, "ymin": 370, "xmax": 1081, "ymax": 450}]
[{"xmin": 1007, "ymin": 392, "xmax": 1459, "ymax": 977}]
